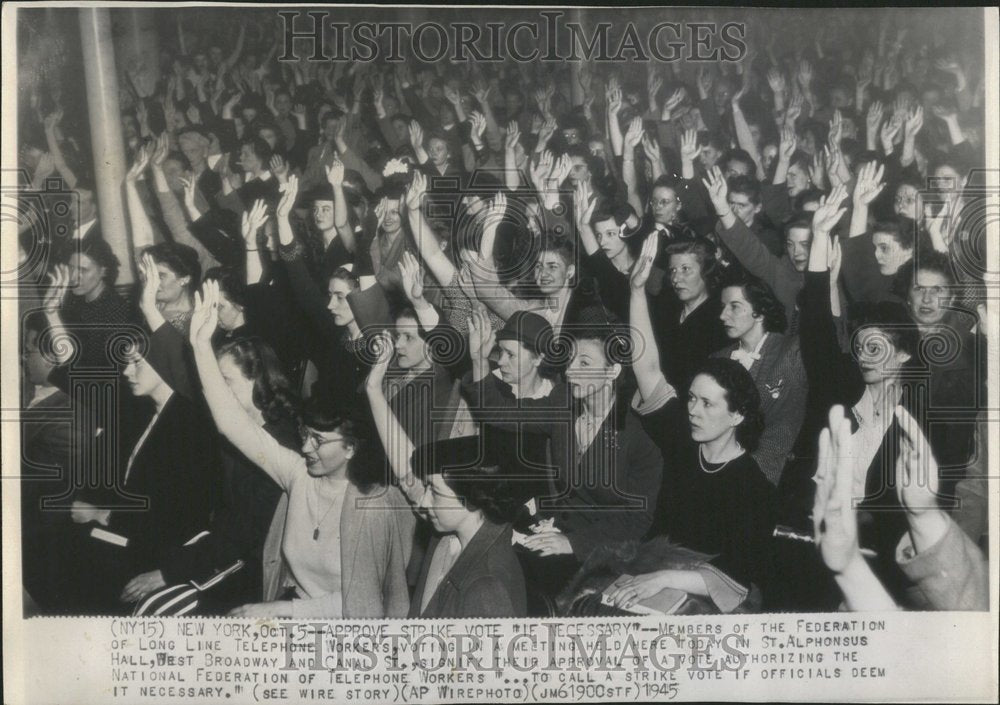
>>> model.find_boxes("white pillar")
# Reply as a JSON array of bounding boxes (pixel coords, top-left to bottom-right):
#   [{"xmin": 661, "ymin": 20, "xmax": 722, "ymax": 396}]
[{"xmin": 79, "ymin": 7, "xmax": 132, "ymax": 285}]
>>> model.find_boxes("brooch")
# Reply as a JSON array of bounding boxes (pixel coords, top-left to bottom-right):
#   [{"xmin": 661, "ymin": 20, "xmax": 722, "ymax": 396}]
[{"xmin": 764, "ymin": 379, "xmax": 784, "ymax": 399}]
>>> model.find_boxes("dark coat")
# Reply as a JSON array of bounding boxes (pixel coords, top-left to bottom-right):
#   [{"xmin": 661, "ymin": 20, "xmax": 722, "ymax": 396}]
[{"xmin": 410, "ymin": 521, "xmax": 527, "ymax": 619}]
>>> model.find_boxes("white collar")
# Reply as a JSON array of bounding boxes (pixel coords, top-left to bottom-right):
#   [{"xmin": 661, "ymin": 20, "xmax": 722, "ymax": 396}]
[{"xmin": 493, "ymin": 369, "xmax": 553, "ymax": 400}]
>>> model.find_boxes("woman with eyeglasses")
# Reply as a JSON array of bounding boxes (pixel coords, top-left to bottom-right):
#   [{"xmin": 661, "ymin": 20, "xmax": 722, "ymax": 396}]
[
  {"xmin": 189, "ymin": 281, "xmax": 415, "ymax": 619},
  {"xmin": 366, "ymin": 333, "xmax": 527, "ymax": 618}
]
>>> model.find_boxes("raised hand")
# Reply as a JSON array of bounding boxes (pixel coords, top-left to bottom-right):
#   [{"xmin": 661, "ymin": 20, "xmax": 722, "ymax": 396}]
[
  {"xmin": 469, "ymin": 111, "xmax": 487, "ymax": 142},
  {"xmin": 672, "ymin": 130, "xmax": 697, "ymax": 168},
  {"xmin": 812, "ymin": 405, "xmax": 860, "ymax": 574},
  {"xmin": 701, "ymin": 166, "xmax": 729, "ymax": 214},
  {"xmin": 466, "ymin": 305, "xmax": 496, "ymax": 360},
  {"xmin": 623, "ymin": 117, "xmax": 644, "ymax": 150},
  {"xmin": 660, "ymin": 88, "xmax": 685, "ymax": 121},
  {"xmin": 853, "ymin": 160, "xmax": 886, "ymax": 206},
  {"xmin": 812, "ymin": 183, "xmax": 849, "ymax": 233},
  {"xmin": 404, "ymin": 170, "xmax": 426, "ymax": 212},
  {"xmin": 904, "ymin": 104, "xmax": 924, "ymax": 138},
  {"xmin": 797, "ymin": 59, "xmax": 813, "ymax": 89},
  {"xmin": 126, "ymin": 143, "xmax": 152, "ymax": 182},
  {"xmin": 894, "ymin": 405, "xmax": 942, "ymax": 519},
  {"xmin": 641, "ymin": 132, "xmax": 661, "ymax": 163},
  {"xmin": 366, "ymin": 330, "xmax": 394, "ymax": 389},
  {"xmin": 767, "ymin": 68, "xmax": 786, "ymax": 96},
  {"xmin": 779, "ymin": 124, "xmax": 797, "ymax": 162},
  {"xmin": 241, "ymin": 199, "xmax": 269, "ymax": 244},
  {"xmin": 550, "ymin": 153, "xmax": 573, "ymax": 185},
  {"xmin": 504, "ymin": 121, "xmax": 521, "ymax": 153},
  {"xmin": 43, "ymin": 264, "xmax": 72, "ymax": 314},
  {"xmin": 630, "ymin": 232, "xmax": 658, "ymax": 291},
  {"xmin": 268, "ymin": 154, "xmax": 288, "ymax": 183},
  {"xmin": 325, "ymin": 158, "xmax": 345, "ymax": 187},
  {"xmin": 275, "ymin": 174, "xmax": 299, "ymax": 220},
  {"xmin": 408, "ymin": 120, "xmax": 424, "ymax": 150},
  {"xmin": 530, "ymin": 150, "xmax": 553, "ymax": 189},
  {"xmin": 189, "ymin": 280, "xmax": 220, "ymax": 350},
  {"xmin": 866, "ymin": 101, "xmax": 884, "ymax": 135},
  {"xmin": 443, "ymin": 84, "xmax": 462, "ymax": 106},
  {"xmin": 138, "ymin": 253, "xmax": 161, "ymax": 314},
  {"xmin": 573, "ymin": 179, "xmax": 596, "ymax": 227},
  {"xmin": 397, "ymin": 251, "xmax": 425, "ymax": 304},
  {"xmin": 880, "ymin": 114, "xmax": 902, "ymax": 152},
  {"xmin": 151, "ymin": 132, "xmax": 170, "ymax": 167},
  {"xmin": 810, "ymin": 150, "xmax": 826, "ymax": 190},
  {"xmin": 784, "ymin": 91, "xmax": 803, "ymax": 126},
  {"xmin": 606, "ymin": 86, "xmax": 622, "ymax": 115},
  {"xmin": 484, "ymin": 190, "xmax": 508, "ymax": 229}
]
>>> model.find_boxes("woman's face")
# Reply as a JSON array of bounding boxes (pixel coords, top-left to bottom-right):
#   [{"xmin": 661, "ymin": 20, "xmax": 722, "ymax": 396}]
[
  {"xmin": 533, "ymin": 251, "xmax": 574, "ymax": 296},
  {"xmin": 908, "ymin": 269, "xmax": 952, "ymax": 327},
  {"xmin": 154, "ymin": 262, "xmax": 190, "ymax": 305},
  {"xmin": 217, "ymin": 353, "xmax": 255, "ymax": 415},
  {"xmin": 687, "ymin": 373, "xmax": 741, "ymax": 445},
  {"xmin": 391, "ymin": 118, "xmax": 410, "ymax": 145},
  {"xmin": 394, "ymin": 315, "xmax": 428, "ymax": 369},
  {"xmin": 216, "ymin": 290, "xmax": 244, "ymax": 331},
  {"xmin": 382, "ymin": 199, "xmax": 402, "ymax": 234},
  {"xmin": 68, "ymin": 253, "xmax": 106, "ymax": 299},
  {"xmin": 122, "ymin": 354, "xmax": 164, "ymax": 398},
  {"xmin": 418, "ymin": 474, "xmax": 472, "ymax": 534},
  {"xmin": 497, "ymin": 340, "xmax": 540, "ymax": 387},
  {"xmin": 668, "ymin": 253, "xmax": 707, "ymax": 304},
  {"xmin": 162, "ymin": 158, "xmax": 186, "ymax": 193},
  {"xmin": 300, "ymin": 425, "xmax": 353, "ymax": 477},
  {"xmin": 312, "ymin": 199, "xmax": 335, "ymax": 231},
  {"xmin": 933, "ymin": 165, "xmax": 963, "ymax": 196},
  {"xmin": 786, "ymin": 163, "xmax": 811, "ymax": 197},
  {"xmin": 594, "ymin": 217, "xmax": 627, "ymax": 260},
  {"xmin": 650, "ymin": 185, "xmax": 680, "ymax": 226},
  {"xmin": 428, "ymin": 138, "xmax": 450, "ymax": 167},
  {"xmin": 761, "ymin": 144, "xmax": 778, "ymax": 173},
  {"xmin": 565, "ymin": 338, "xmax": 620, "ymax": 401},
  {"xmin": 719, "ymin": 286, "xmax": 760, "ymax": 341},
  {"xmin": 569, "ymin": 156, "xmax": 590, "ymax": 185},
  {"xmin": 894, "ymin": 184, "xmax": 920, "ymax": 220},
  {"xmin": 853, "ymin": 326, "xmax": 910, "ymax": 384},
  {"xmin": 326, "ymin": 277, "xmax": 355, "ymax": 326},
  {"xmin": 872, "ymin": 232, "xmax": 911, "ymax": 276}
]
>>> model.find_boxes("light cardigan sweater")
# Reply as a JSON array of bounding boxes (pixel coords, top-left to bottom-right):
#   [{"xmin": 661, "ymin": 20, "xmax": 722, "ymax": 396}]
[{"xmin": 236, "ymin": 422, "xmax": 415, "ymax": 618}]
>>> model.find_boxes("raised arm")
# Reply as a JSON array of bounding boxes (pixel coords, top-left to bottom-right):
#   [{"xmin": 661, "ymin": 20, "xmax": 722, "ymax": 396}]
[
  {"xmin": 189, "ymin": 281, "xmax": 298, "ymax": 490},
  {"xmin": 629, "ymin": 234, "xmax": 672, "ymax": 403},
  {"xmin": 404, "ymin": 170, "xmax": 457, "ymax": 287},
  {"xmin": 123, "ymin": 144, "xmax": 156, "ymax": 253},
  {"xmin": 849, "ymin": 160, "xmax": 885, "ymax": 238},
  {"xmin": 364, "ymin": 334, "xmax": 424, "ymax": 506}
]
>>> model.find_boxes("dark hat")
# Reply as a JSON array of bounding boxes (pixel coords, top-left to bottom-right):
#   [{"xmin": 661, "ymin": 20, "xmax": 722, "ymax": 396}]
[{"xmin": 496, "ymin": 311, "xmax": 552, "ymax": 356}]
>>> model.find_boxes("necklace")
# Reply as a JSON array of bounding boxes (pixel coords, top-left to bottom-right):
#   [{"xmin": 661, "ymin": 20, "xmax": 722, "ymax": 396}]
[
  {"xmin": 310, "ymin": 482, "xmax": 343, "ymax": 541},
  {"xmin": 698, "ymin": 446, "xmax": 739, "ymax": 474}
]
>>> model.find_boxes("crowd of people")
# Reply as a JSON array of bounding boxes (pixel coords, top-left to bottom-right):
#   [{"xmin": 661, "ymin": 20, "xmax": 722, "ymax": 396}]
[{"xmin": 16, "ymin": 8, "xmax": 989, "ymax": 618}]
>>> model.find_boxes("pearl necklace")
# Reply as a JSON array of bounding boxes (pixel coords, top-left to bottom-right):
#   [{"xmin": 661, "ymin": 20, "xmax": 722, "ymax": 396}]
[{"xmin": 698, "ymin": 445, "xmax": 741, "ymax": 474}]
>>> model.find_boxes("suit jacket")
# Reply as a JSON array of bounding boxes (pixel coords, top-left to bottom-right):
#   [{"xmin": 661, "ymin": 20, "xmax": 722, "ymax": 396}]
[
  {"xmin": 262, "ymin": 483, "xmax": 415, "ymax": 618},
  {"xmin": 713, "ymin": 333, "xmax": 808, "ymax": 485},
  {"xmin": 106, "ymin": 393, "xmax": 221, "ymax": 571},
  {"xmin": 409, "ymin": 521, "xmax": 527, "ymax": 619}
]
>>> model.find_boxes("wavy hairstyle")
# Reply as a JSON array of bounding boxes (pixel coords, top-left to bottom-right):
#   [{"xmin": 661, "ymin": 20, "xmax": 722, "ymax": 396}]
[
  {"xmin": 301, "ymin": 402, "xmax": 384, "ymax": 494},
  {"xmin": 691, "ymin": 358, "xmax": 765, "ymax": 452},
  {"xmin": 216, "ymin": 336, "xmax": 300, "ymax": 427},
  {"xmin": 664, "ymin": 237, "xmax": 724, "ymax": 295},
  {"xmin": 721, "ymin": 269, "xmax": 788, "ymax": 334}
]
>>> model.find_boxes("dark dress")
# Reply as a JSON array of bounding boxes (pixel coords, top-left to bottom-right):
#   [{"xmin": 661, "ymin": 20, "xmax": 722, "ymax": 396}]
[
  {"xmin": 635, "ymin": 397, "xmax": 777, "ymax": 594},
  {"xmin": 649, "ymin": 291, "xmax": 729, "ymax": 390}
]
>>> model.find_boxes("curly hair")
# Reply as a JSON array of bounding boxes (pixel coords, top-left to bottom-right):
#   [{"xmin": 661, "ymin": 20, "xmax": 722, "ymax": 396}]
[
  {"xmin": 301, "ymin": 403, "xmax": 384, "ymax": 494},
  {"xmin": 721, "ymin": 269, "xmax": 788, "ymax": 334},
  {"xmin": 691, "ymin": 358, "xmax": 765, "ymax": 452},
  {"xmin": 849, "ymin": 301, "xmax": 921, "ymax": 363},
  {"xmin": 664, "ymin": 237, "xmax": 723, "ymax": 295},
  {"xmin": 144, "ymin": 241, "xmax": 201, "ymax": 294},
  {"xmin": 77, "ymin": 237, "xmax": 121, "ymax": 286},
  {"xmin": 216, "ymin": 336, "xmax": 300, "ymax": 427}
]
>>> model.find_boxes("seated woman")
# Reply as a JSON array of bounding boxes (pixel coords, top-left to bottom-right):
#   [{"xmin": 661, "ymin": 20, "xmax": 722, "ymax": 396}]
[
  {"xmin": 366, "ymin": 336, "xmax": 527, "ymax": 618},
  {"xmin": 142, "ymin": 241, "xmax": 201, "ymax": 335},
  {"xmin": 120, "ymin": 336, "xmax": 299, "ymax": 615},
  {"xmin": 57, "ymin": 332, "xmax": 221, "ymax": 615},
  {"xmin": 189, "ymin": 281, "xmax": 414, "ymax": 618},
  {"xmin": 647, "ymin": 237, "xmax": 729, "ymax": 391},
  {"xmin": 713, "ymin": 269, "xmax": 808, "ymax": 486},
  {"xmin": 613, "ymin": 235, "xmax": 776, "ymax": 611}
]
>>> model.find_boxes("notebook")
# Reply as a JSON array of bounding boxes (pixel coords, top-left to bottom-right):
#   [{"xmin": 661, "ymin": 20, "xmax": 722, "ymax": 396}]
[{"xmin": 601, "ymin": 574, "xmax": 687, "ymax": 615}]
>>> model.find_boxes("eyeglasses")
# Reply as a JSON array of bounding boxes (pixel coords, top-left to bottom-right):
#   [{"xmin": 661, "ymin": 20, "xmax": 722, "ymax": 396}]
[{"xmin": 298, "ymin": 425, "xmax": 345, "ymax": 449}]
